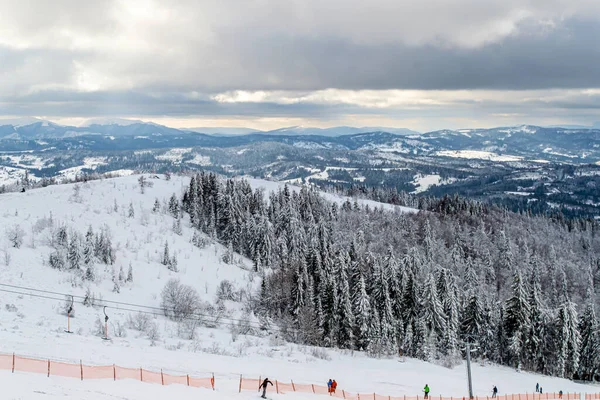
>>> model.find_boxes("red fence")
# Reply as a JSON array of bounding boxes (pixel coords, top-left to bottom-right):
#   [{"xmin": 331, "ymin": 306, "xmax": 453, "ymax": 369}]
[
  {"xmin": 239, "ymin": 376, "xmax": 585, "ymax": 400},
  {"xmin": 0, "ymin": 352, "xmax": 214, "ymax": 390}
]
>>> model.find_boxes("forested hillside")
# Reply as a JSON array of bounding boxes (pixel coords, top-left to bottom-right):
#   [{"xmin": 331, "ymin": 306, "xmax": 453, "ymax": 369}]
[{"xmin": 181, "ymin": 172, "xmax": 600, "ymax": 380}]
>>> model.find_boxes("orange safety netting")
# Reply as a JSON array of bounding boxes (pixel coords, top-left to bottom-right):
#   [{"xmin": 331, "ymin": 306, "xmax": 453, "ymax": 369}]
[
  {"xmin": 313, "ymin": 384, "xmax": 330, "ymax": 395},
  {"xmin": 15, "ymin": 356, "xmax": 48, "ymax": 375},
  {"xmin": 276, "ymin": 381, "xmax": 295, "ymax": 394},
  {"xmin": 0, "ymin": 353, "xmax": 13, "ymax": 371},
  {"xmin": 189, "ymin": 376, "xmax": 214, "ymax": 389},
  {"xmin": 82, "ymin": 365, "xmax": 114, "ymax": 380},
  {"xmin": 294, "ymin": 383, "xmax": 315, "ymax": 393},
  {"xmin": 240, "ymin": 377, "xmax": 262, "ymax": 391},
  {"xmin": 114, "ymin": 366, "xmax": 141, "ymax": 381},
  {"xmin": 141, "ymin": 369, "xmax": 162, "ymax": 385},
  {"xmin": 49, "ymin": 361, "xmax": 81, "ymax": 379},
  {"xmin": 163, "ymin": 373, "xmax": 188, "ymax": 386}
]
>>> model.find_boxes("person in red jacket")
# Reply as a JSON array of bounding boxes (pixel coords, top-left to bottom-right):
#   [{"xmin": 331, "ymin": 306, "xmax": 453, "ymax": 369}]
[{"xmin": 331, "ymin": 380, "xmax": 338, "ymax": 393}]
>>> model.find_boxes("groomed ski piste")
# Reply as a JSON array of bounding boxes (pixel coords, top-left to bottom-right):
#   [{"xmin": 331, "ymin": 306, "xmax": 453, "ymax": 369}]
[{"xmin": 0, "ymin": 174, "xmax": 598, "ymax": 399}]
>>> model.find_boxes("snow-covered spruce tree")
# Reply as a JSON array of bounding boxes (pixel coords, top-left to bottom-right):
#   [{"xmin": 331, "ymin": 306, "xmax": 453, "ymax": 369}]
[
  {"xmin": 83, "ymin": 226, "xmax": 94, "ymax": 268},
  {"xmin": 524, "ymin": 265, "xmax": 547, "ymax": 372},
  {"xmin": 168, "ymin": 193, "xmax": 179, "ymax": 217},
  {"xmin": 161, "ymin": 241, "xmax": 170, "ymax": 266},
  {"xmin": 555, "ymin": 272, "xmax": 581, "ymax": 379},
  {"xmin": 173, "ymin": 217, "xmax": 182, "ymax": 235},
  {"xmin": 126, "ymin": 263, "xmax": 133, "ymax": 283},
  {"xmin": 578, "ymin": 270, "xmax": 599, "ymax": 380},
  {"xmin": 503, "ymin": 270, "xmax": 530, "ymax": 369},
  {"xmin": 336, "ymin": 253, "xmax": 355, "ymax": 349},
  {"xmin": 437, "ymin": 269, "xmax": 459, "ymax": 357},
  {"xmin": 420, "ymin": 272, "xmax": 447, "ymax": 358},
  {"xmin": 67, "ymin": 232, "xmax": 82, "ymax": 270},
  {"xmin": 168, "ymin": 252, "xmax": 178, "ymax": 272},
  {"xmin": 152, "ymin": 198, "xmax": 161, "ymax": 213},
  {"xmin": 353, "ymin": 273, "xmax": 371, "ymax": 351},
  {"xmin": 128, "ymin": 202, "xmax": 135, "ymax": 218}
]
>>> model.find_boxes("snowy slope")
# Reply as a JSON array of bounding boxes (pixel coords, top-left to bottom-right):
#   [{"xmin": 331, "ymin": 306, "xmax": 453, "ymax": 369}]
[{"xmin": 0, "ymin": 175, "xmax": 598, "ymax": 400}]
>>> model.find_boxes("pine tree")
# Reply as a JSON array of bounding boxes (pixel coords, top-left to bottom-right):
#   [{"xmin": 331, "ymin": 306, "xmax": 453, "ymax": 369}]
[
  {"xmin": 173, "ymin": 217, "xmax": 182, "ymax": 235},
  {"xmin": 126, "ymin": 263, "xmax": 133, "ymax": 283},
  {"xmin": 152, "ymin": 198, "xmax": 161, "ymax": 213},
  {"xmin": 67, "ymin": 233, "xmax": 81, "ymax": 270},
  {"xmin": 353, "ymin": 274, "xmax": 371, "ymax": 350},
  {"xmin": 113, "ymin": 199, "xmax": 118, "ymax": 213},
  {"xmin": 168, "ymin": 193, "xmax": 179, "ymax": 217},
  {"xmin": 162, "ymin": 241, "xmax": 170, "ymax": 266},
  {"xmin": 504, "ymin": 270, "xmax": 530, "ymax": 369},
  {"xmin": 578, "ymin": 268, "xmax": 598, "ymax": 380},
  {"xmin": 85, "ymin": 264, "xmax": 95, "ymax": 281},
  {"xmin": 420, "ymin": 273, "xmax": 446, "ymax": 357},
  {"xmin": 128, "ymin": 202, "xmax": 135, "ymax": 218},
  {"xmin": 83, "ymin": 227, "xmax": 94, "ymax": 267},
  {"xmin": 336, "ymin": 255, "xmax": 354, "ymax": 349},
  {"xmin": 525, "ymin": 266, "xmax": 546, "ymax": 371},
  {"xmin": 118, "ymin": 265, "xmax": 125, "ymax": 282},
  {"xmin": 169, "ymin": 252, "xmax": 178, "ymax": 272}
]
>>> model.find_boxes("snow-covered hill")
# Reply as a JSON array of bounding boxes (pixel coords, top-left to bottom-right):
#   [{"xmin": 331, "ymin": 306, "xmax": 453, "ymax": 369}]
[{"xmin": 0, "ymin": 175, "xmax": 598, "ymax": 399}]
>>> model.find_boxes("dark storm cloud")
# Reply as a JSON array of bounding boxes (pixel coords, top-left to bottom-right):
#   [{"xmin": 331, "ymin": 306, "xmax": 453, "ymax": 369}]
[{"xmin": 215, "ymin": 18, "xmax": 600, "ymax": 91}]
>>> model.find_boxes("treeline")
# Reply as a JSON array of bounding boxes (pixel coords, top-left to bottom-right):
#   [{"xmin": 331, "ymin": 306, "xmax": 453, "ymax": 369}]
[{"xmin": 181, "ymin": 172, "xmax": 600, "ymax": 380}]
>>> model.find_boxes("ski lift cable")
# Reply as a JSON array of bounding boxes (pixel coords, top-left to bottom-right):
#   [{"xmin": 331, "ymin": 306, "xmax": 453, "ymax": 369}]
[{"xmin": 0, "ymin": 286, "xmax": 290, "ymax": 333}]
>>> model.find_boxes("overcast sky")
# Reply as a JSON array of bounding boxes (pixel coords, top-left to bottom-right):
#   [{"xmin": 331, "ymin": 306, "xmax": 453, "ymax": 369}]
[{"xmin": 1, "ymin": 0, "xmax": 600, "ymax": 131}]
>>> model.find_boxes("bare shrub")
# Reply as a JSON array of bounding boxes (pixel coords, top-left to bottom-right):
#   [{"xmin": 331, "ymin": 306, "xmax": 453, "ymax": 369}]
[
  {"xmin": 310, "ymin": 347, "xmax": 332, "ymax": 361},
  {"xmin": 146, "ymin": 321, "xmax": 160, "ymax": 345},
  {"xmin": 160, "ymin": 279, "xmax": 200, "ymax": 321},
  {"xmin": 216, "ymin": 280, "xmax": 236, "ymax": 302},
  {"xmin": 127, "ymin": 312, "xmax": 151, "ymax": 331},
  {"xmin": 177, "ymin": 319, "xmax": 201, "ymax": 340},
  {"xmin": 5, "ymin": 304, "xmax": 18, "ymax": 312},
  {"xmin": 114, "ymin": 321, "xmax": 128, "ymax": 338}
]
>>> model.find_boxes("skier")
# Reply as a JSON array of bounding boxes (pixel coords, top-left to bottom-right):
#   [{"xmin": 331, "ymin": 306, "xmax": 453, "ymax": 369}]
[
  {"xmin": 540, "ymin": 387, "xmax": 543, "ymax": 394},
  {"xmin": 559, "ymin": 391, "xmax": 563, "ymax": 399},
  {"xmin": 259, "ymin": 377, "xmax": 273, "ymax": 399},
  {"xmin": 492, "ymin": 386, "xmax": 498, "ymax": 398},
  {"xmin": 332, "ymin": 380, "xmax": 338, "ymax": 394},
  {"xmin": 328, "ymin": 379, "xmax": 333, "ymax": 393},
  {"xmin": 424, "ymin": 384, "xmax": 430, "ymax": 399},
  {"xmin": 536, "ymin": 383, "xmax": 539, "ymax": 393}
]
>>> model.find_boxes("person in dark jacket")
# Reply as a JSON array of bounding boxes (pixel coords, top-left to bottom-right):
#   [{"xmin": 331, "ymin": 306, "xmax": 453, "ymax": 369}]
[
  {"xmin": 259, "ymin": 378, "xmax": 273, "ymax": 399},
  {"xmin": 492, "ymin": 386, "xmax": 498, "ymax": 398}
]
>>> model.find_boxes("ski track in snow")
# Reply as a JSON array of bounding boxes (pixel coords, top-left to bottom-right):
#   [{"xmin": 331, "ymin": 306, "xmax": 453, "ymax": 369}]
[{"xmin": 0, "ymin": 174, "xmax": 597, "ymax": 399}]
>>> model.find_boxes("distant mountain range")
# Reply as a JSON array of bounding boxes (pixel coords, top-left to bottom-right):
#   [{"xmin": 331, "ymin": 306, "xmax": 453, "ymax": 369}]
[{"xmin": 2, "ymin": 119, "xmax": 600, "ymax": 163}]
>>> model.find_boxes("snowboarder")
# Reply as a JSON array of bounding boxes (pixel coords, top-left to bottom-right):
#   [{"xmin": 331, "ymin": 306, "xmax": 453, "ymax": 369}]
[
  {"xmin": 492, "ymin": 386, "xmax": 498, "ymax": 398},
  {"xmin": 328, "ymin": 379, "xmax": 333, "ymax": 393},
  {"xmin": 332, "ymin": 380, "xmax": 338, "ymax": 394},
  {"xmin": 424, "ymin": 384, "xmax": 430, "ymax": 399},
  {"xmin": 540, "ymin": 387, "xmax": 543, "ymax": 394},
  {"xmin": 559, "ymin": 391, "xmax": 563, "ymax": 399},
  {"xmin": 536, "ymin": 383, "xmax": 539, "ymax": 393},
  {"xmin": 259, "ymin": 378, "xmax": 273, "ymax": 399}
]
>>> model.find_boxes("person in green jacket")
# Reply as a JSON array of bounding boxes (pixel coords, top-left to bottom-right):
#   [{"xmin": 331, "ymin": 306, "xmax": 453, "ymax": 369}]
[{"xmin": 424, "ymin": 384, "xmax": 430, "ymax": 399}]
